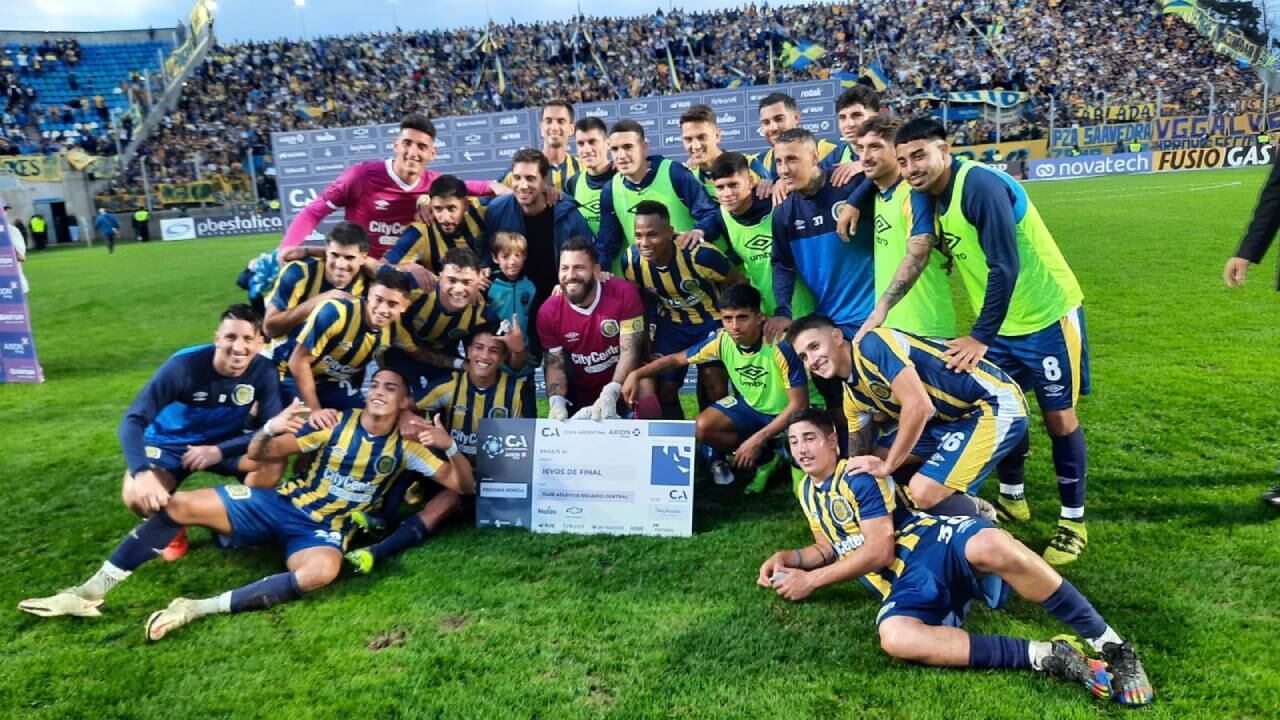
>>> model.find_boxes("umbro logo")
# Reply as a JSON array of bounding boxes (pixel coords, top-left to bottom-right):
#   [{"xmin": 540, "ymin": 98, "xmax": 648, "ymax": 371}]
[
  {"xmin": 875, "ymin": 216, "xmax": 892, "ymax": 233},
  {"xmin": 375, "ymin": 200, "xmax": 390, "ymax": 210},
  {"xmin": 743, "ymin": 234, "xmax": 770, "ymax": 252},
  {"xmin": 737, "ymin": 365, "xmax": 768, "ymax": 382}
]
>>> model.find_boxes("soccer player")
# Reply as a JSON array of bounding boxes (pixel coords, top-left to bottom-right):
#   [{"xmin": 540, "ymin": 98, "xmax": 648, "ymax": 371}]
[
  {"xmin": 884, "ymin": 117, "xmax": 1092, "ymax": 564},
  {"xmin": 757, "ymin": 408, "xmax": 1154, "ymax": 707},
  {"xmin": 400, "ymin": 247, "xmax": 520, "ymax": 389},
  {"xmin": 597, "ymin": 119, "xmax": 720, "ymax": 273},
  {"xmin": 19, "ymin": 368, "xmax": 472, "ymax": 642},
  {"xmin": 264, "ymin": 222, "xmax": 369, "ymax": 381},
  {"xmin": 486, "ymin": 148, "xmax": 594, "ymax": 344},
  {"xmin": 787, "ymin": 315, "xmax": 1024, "ymax": 518},
  {"xmin": 118, "ymin": 305, "xmax": 284, "ymax": 561},
  {"xmin": 850, "ymin": 114, "xmax": 955, "ymax": 339},
  {"xmin": 538, "ymin": 236, "xmax": 652, "ymax": 421},
  {"xmin": 286, "ymin": 267, "xmax": 417, "ymax": 426},
  {"xmin": 621, "ymin": 200, "xmax": 740, "ymax": 419},
  {"xmin": 827, "ymin": 85, "xmax": 881, "ymax": 169},
  {"xmin": 564, "ymin": 117, "xmax": 616, "ymax": 237},
  {"xmin": 279, "ymin": 114, "xmax": 508, "ymax": 259},
  {"xmin": 622, "ymin": 284, "xmax": 814, "ymax": 492},
  {"xmin": 498, "ymin": 100, "xmax": 582, "ymax": 191},
  {"xmin": 749, "ymin": 92, "xmax": 838, "ymax": 184},
  {"xmin": 707, "ymin": 151, "xmax": 815, "ymax": 331},
  {"xmin": 382, "ymin": 175, "xmax": 487, "ymax": 288},
  {"xmin": 680, "ymin": 104, "xmax": 726, "ymax": 198},
  {"xmin": 345, "ymin": 330, "xmax": 520, "ymax": 574},
  {"xmin": 770, "ymin": 128, "xmax": 875, "ymax": 340}
]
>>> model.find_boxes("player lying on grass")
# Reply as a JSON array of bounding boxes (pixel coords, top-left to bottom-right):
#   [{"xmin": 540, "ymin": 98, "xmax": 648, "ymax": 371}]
[
  {"xmin": 622, "ymin": 283, "xmax": 814, "ymax": 493},
  {"xmin": 20, "ymin": 366, "xmax": 472, "ymax": 642},
  {"xmin": 343, "ymin": 330, "xmax": 513, "ymax": 575},
  {"xmin": 758, "ymin": 408, "xmax": 1153, "ymax": 706},
  {"xmin": 118, "ymin": 304, "xmax": 285, "ymax": 562},
  {"xmin": 787, "ymin": 315, "xmax": 1019, "ymax": 519}
]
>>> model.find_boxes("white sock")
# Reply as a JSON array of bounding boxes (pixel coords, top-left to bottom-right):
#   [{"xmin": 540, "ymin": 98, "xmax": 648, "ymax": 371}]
[
  {"xmin": 191, "ymin": 592, "xmax": 232, "ymax": 617},
  {"xmin": 1060, "ymin": 505, "xmax": 1085, "ymax": 521},
  {"xmin": 77, "ymin": 561, "xmax": 131, "ymax": 601},
  {"xmin": 1029, "ymin": 640, "xmax": 1053, "ymax": 671},
  {"xmin": 1086, "ymin": 626, "xmax": 1123, "ymax": 653},
  {"xmin": 999, "ymin": 483, "xmax": 1025, "ymax": 499}
]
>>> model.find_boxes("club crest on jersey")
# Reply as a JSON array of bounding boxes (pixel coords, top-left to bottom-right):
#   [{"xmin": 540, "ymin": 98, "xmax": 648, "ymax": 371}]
[
  {"xmin": 832, "ymin": 200, "xmax": 848, "ymax": 221},
  {"xmin": 489, "ymin": 406, "xmax": 510, "ymax": 419},
  {"xmin": 232, "ymin": 384, "xmax": 255, "ymax": 406},
  {"xmin": 375, "ymin": 455, "xmax": 397, "ymax": 475},
  {"xmin": 829, "ymin": 496, "xmax": 855, "ymax": 524},
  {"xmin": 869, "ymin": 382, "xmax": 893, "ymax": 401},
  {"xmin": 679, "ymin": 279, "xmax": 700, "ymax": 294},
  {"xmin": 600, "ymin": 319, "xmax": 620, "ymax": 338}
]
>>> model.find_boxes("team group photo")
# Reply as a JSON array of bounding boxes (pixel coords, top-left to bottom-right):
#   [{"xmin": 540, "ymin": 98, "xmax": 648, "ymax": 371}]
[{"xmin": 2, "ymin": 0, "xmax": 1278, "ymax": 717}]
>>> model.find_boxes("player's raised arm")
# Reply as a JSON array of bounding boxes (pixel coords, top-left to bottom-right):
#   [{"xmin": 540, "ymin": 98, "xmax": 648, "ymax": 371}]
[{"xmin": 247, "ymin": 399, "xmax": 313, "ymax": 461}]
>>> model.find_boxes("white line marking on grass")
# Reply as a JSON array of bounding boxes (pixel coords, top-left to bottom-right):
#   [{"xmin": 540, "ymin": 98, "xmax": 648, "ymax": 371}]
[{"xmin": 1045, "ymin": 181, "xmax": 1241, "ymax": 201}]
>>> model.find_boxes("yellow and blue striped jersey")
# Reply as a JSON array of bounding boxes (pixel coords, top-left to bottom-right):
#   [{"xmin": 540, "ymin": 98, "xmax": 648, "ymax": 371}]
[
  {"xmin": 417, "ymin": 369, "xmax": 530, "ymax": 459},
  {"xmin": 799, "ymin": 458, "xmax": 936, "ymax": 599},
  {"xmin": 621, "ymin": 243, "xmax": 730, "ymax": 326},
  {"xmin": 267, "ymin": 257, "xmax": 367, "ymax": 369},
  {"xmin": 499, "ymin": 154, "xmax": 583, "ymax": 192},
  {"xmin": 296, "ymin": 297, "xmax": 417, "ymax": 386},
  {"xmin": 282, "ymin": 409, "xmax": 446, "ymax": 537},
  {"xmin": 403, "ymin": 291, "xmax": 499, "ymax": 353},
  {"xmin": 843, "ymin": 328, "xmax": 1028, "ymax": 433},
  {"xmin": 384, "ymin": 200, "xmax": 487, "ymax": 271}
]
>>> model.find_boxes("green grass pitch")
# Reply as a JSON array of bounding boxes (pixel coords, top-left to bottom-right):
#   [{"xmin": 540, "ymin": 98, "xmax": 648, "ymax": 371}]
[{"xmin": 2, "ymin": 167, "xmax": 1278, "ymax": 719}]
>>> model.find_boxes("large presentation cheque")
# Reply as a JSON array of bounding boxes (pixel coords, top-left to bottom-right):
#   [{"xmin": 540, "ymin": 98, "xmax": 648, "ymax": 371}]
[{"xmin": 475, "ymin": 419, "xmax": 696, "ymax": 537}]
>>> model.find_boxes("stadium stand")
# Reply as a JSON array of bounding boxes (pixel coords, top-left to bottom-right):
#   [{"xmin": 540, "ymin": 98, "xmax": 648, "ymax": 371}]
[
  {"xmin": 111, "ymin": 0, "xmax": 1260, "ymax": 198},
  {"xmin": 2, "ymin": 37, "xmax": 172, "ymax": 156}
]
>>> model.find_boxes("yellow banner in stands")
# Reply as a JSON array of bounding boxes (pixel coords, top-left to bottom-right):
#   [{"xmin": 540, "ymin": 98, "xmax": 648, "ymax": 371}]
[
  {"xmin": 96, "ymin": 172, "xmax": 255, "ymax": 210},
  {"xmin": 0, "ymin": 155, "xmax": 62, "ymax": 181}
]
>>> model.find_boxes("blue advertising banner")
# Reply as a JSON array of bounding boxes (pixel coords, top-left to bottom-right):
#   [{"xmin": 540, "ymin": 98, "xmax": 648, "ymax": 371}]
[
  {"xmin": 0, "ymin": 201, "xmax": 43, "ymax": 384},
  {"xmin": 1027, "ymin": 152, "xmax": 1153, "ymax": 181},
  {"xmin": 475, "ymin": 418, "xmax": 696, "ymax": 537},
  {"xmin": 271, "ymin": 80, "xmax": 839, "ymax": 234}
]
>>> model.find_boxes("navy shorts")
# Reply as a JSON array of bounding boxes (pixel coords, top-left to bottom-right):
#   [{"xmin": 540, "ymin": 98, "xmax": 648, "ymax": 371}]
[
  {"xmin": 279, "ymin": 375, "xmax": 368, "ymax": 411},
  {"xmin": 986, "ymin": 306, "xmax": 1090, "ymax": 412},
  {"xmin": 875, "ymin": 415, "xmax": 1028, "ymax": 496},
  {"xmin": 653, "ymin": 320, "xmax": 721, "ymax": 382},
  {"xmin": 216, "ymin": 484, "xmax": 345, "ymax": 558},
  {"xmin": 876, "ymin": 516, "xmax": 1009, "ymax": 628},
  {"xmin": 706, "ymin": 396, "xmax": 774, "ymax": 443},
  {"xmin": 140, "ymin": 442, "xmax": 244, "ymax": 484}
]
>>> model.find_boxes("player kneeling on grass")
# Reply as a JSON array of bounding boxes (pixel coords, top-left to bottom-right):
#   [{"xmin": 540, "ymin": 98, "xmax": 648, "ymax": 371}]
[
  {"xmin": 622, "ymin": 283, "xmax": 814, "ymax": 493},
  {"xmin": 758, "ymin": 409, "xmax": 1153, "ymax": 706},
  {"xmin": 788, "ymin": 315, "xmax": 1023, "ymax": 520},
  {"xmin": 20, "ymin": 366, "xmax": 472, "ymax": 642},
  {"xmin": 118, "ymin": 304, "xmax": 285, "ymax": 562}
]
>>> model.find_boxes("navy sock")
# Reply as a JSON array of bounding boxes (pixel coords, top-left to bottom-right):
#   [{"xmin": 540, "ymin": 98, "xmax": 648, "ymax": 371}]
[
  {"xmin": 107, "ymin": 510, "xmax": 182, "ymax": 571},
  {"xmin": 229, "ymin": 571, "xmax": 303, "ymax": 613},
  {"xmin": 1040, "ymin": 579, "xmax": 1107, "ymax": 641},
  {"xmin": 700, "ymin": 443, "xmax": 725, "ymax": 465},
  {"xmin": 969, "ymin": 634, "xmax": 1032, "ymax": 669},
  {"xmin": 927, "ymin": 492, "xmax": 979, "ymax": 517},
  {"xmin": 370, "ymin": 514, "xmax": 431, "ymax": 562},
  {"xmin": 376, "ymin": 473, "xmax": 416, "ymax": 528},
  {"xmin": 1050, "ymin": 427, "xmax": 1087, "ymax": 520},
  {"xmin": 996, "ymin": 431, "xmax": 1029, "ymax": 495}
]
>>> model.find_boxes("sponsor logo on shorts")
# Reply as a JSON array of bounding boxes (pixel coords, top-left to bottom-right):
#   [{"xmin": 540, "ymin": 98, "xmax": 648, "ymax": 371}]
[
  {"xmin": 145, "ymin": 446, "xmax": 162, "ymax": 459},
  {"xmin": 226, "ymin": 484, "xmax": 252, "ymax": 500}
]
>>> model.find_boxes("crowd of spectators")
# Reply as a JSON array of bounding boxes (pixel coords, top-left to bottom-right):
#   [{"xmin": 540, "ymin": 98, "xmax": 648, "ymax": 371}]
[{"xmin": 112, "ymin": 0, "xmax": 1261, "ymax": 195}]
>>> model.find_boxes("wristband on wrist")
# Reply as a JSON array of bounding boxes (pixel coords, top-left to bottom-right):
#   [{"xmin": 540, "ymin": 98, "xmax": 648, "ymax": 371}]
[
  {"xmin": 792, "ymin": 549, "xmax": 803, "ymax": 570},
  {"xmin": 446, "ymin": 442, "xmax": 459, "ymax": 458},
  {"xmin": 262, "ymin": 419, "xmax": 277, "ymax": 438}
]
